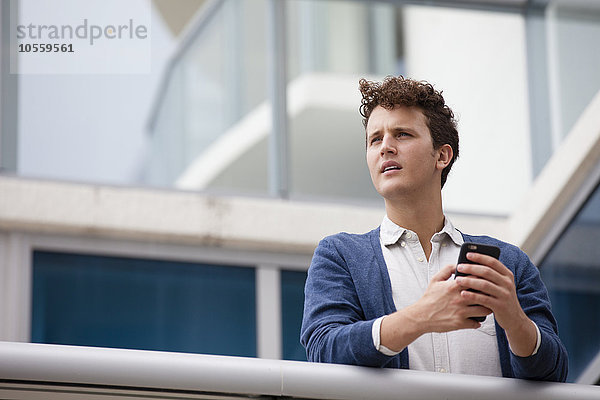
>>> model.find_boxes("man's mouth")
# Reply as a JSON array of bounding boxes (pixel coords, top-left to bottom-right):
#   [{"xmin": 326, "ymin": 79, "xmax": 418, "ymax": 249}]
[{"xmin": 381, "ymin": 161, "xmax": 402, "ymax": 173}]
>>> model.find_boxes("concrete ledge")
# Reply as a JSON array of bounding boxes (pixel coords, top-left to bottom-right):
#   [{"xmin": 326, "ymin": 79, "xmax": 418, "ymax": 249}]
[
  {"xmin": 0, "ymin": 176, "xmax": 384, "ymax": 254},
  {"xmin": 0, "ymin": 176, "xmax": 510, "ymax": 255}
]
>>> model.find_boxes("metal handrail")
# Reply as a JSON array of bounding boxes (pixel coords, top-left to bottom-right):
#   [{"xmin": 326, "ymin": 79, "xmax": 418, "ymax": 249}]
[{"xmin": 1, "ymin": 341, "xmax": 599, "ymax": 400}]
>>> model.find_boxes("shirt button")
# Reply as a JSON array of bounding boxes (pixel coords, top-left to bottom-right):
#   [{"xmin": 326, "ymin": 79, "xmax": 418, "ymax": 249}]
[
  {"xmin": 442, "ymin": 243, "xmax": 447, "ymax": 247},
  {"xmin": 406, "ymin": 233, "xmax": 412, "ymax": 239},
  {"xmin": 400, "ymin": 241, "xmax": 406, "ymax": 247},
  {"xmin": 417, "ymin": 257, "xmax": 424, "ymax": 262},
  {"xmin": 439, "ymin": 368, "xmax": 447, "ymax": 373}
]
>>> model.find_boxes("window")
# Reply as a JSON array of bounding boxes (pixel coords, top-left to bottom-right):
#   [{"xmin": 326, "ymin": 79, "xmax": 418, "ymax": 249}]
[
  {"xmin": 281, "ymin": 269, "xmax": 307, "ymax": 361},
  {"xmin": 32, "ymin": 251, "xmax": 256, "ymax": 357}
]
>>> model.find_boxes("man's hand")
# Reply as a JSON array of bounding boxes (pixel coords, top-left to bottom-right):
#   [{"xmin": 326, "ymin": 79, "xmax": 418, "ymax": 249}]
[
  {"xmin": 380, "ymin": 264, "xmax": 491, "ymax": 352},
  {"xmin": 455, "ymin": 252, "xmax": 538, "ymax": 357},
  {"xmin": 415, "ymin": 263, "xmax": 491, "ymax": 332}
]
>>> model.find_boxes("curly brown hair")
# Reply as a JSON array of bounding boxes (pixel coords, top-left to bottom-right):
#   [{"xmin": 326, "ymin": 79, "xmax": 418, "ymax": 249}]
[{"xmin": 359, "ymin": 76, "xmax": 459, "ymax": 188}]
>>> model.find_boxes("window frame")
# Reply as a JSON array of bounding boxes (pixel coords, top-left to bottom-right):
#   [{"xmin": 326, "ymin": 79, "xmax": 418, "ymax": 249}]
[{"xmin": 0, "ymin": 231, "xmax": 310, "ymax": 360}]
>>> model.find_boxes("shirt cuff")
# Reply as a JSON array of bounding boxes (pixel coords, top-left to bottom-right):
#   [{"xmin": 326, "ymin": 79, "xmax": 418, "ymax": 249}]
[
  {"xmin": 372, "ymin": 316, "xmax": 401, "ymax": 356},
  {"xmin": 508, "ymin": 320, "xmax": 542, "ymax": 357},
  {"xmin": 531, "ymin": 321, "xmax": 542, "ymax": 356}
]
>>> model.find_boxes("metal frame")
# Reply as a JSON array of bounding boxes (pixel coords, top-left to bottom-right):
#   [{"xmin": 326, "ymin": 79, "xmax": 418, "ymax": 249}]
[
  {"xmin": 0, "ymin": 232, "xmax": 30, "ymax": 343},
  {"xmin": 146, "ymin": 0, "xmax": 225, "ymax": 133},
  {"xmin": 0, "ymin": 0, "xmax": 18, "ymax": 173},
  {"xmin": 267, "ymin": 0, "xmax": 289, "ymax": 198},
  {"xmin": 545, "ymin": 2, "xmax": 563, "ymax": 151},
  {"xmin": 349, "ymin": 0, "xmax": 528, "ymax": 13},
  {"xmin": 524, "ymin": 1, "xmax": 552, "ymax": 177}
]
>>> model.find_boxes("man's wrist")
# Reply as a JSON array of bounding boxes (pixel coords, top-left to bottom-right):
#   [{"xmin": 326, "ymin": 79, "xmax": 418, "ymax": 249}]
[
  {"xmin": 505, "ymin": 314, "xmax": 538, "ymax": 357},
  {"xmin": 380, "ymin": 305, "xmax": 424, "ymax": 352},
  {"xmin": 372, "ymin": 316, "xmax": 401, "ymax": 356},
  {"xmin": 402, "ymin": 302, "xmax": 429, "ymax": 336}
]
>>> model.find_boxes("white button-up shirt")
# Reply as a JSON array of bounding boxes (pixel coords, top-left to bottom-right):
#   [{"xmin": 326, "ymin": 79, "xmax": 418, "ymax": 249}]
[{"xmin": 372, "ymin": 215, "xmax": 503, "ymax": 376}]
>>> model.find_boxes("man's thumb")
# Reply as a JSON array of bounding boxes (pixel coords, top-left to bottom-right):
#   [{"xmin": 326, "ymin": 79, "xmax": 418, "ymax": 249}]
[{"xmin": 433, "ymin": 263, "xmax": 456, "ymax": 282}]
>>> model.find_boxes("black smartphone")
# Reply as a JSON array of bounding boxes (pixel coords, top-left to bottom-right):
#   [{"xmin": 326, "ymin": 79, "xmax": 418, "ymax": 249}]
[{"xmin": 454, "ymin": 242, "xmax": 501, "ymax": 322}]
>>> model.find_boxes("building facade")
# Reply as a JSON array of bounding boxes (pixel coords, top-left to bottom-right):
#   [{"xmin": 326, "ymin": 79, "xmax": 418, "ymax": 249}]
[{"xmin": 1, "ymin": 0, "xmax": 600, "ymax": 385}]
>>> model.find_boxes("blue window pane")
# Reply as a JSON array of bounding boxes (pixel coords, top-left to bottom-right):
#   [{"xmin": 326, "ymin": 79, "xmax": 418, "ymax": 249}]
[
  {"xmin": 540, "ymin": 182, "xmax": 600, "ymax": 382},
  {"xmin": 32, "ymin": 251, "xmax": 256, "ymax": 357},
  {"xmin": 281, "ymin": 269, "xmax": 307, "ymax": 361}
]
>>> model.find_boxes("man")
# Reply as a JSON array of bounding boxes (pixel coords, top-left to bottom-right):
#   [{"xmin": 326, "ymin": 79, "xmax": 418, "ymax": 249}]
[{"xmin": 300, "ymin": 76, "xmax": 568, "ymax": 381}]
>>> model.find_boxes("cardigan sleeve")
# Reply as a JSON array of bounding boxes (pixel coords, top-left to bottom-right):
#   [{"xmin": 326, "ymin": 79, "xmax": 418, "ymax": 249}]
[
  {"xmin": 505, "ymin": 246, "xmax": 569, "ymax": 382},
  {"xmin": 300, "ymin": 236, "xmax": 396, "ymax": 367}
]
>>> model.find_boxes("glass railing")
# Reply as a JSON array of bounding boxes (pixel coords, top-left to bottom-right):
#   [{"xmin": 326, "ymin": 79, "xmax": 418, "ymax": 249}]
[
  {"xmin": 144, "ymin": 0, "xmax": 545, "ymax": 215},
  {"xmin": 144, "ymin": 0, "xmax": 399, "ymax": 202},
  {"xmin": 144, "ymin": 0, "xmax": 270, "ymax": 192},
  {"xmin": 286, "ymin": 0, "xmax": 398, "ymax": 82}
]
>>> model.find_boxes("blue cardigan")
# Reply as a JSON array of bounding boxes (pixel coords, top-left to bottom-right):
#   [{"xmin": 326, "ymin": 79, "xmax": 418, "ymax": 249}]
[{"xmin": 300, "ymin": 228, "xmax": 568, "ymax": 382}]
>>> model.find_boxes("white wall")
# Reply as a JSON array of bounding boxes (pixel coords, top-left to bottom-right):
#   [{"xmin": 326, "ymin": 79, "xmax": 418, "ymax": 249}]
[{"xmin": 404, "ymin": 6, "xmax": 531, "ymax": 216}]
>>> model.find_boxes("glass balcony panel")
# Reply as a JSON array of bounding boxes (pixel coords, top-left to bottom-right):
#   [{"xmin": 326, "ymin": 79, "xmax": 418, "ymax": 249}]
[
  {"xmin": 145, "ymin": 0, "xmax": 269, "ymax": 196},
  {"xmin": 540, "ymin": 182, "xmax": 600, "ymax": 382}
]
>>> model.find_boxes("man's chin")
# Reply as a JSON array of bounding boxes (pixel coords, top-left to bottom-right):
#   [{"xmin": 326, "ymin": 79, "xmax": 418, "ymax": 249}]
[{"xmin": 376, "ymin": 184, "xmax": 409, "ymax": 200}]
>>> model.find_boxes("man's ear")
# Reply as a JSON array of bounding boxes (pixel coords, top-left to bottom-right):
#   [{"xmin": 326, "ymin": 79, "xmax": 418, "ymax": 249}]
[{"xmin": 436, "ymin": 144, "xmax": 453, "ymax": 170}]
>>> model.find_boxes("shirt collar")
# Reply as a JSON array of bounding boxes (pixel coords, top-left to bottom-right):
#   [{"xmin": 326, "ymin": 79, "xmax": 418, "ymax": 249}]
[
  {"xmin": 380, "ymin": 215, "xmax": 407, "ymax": 246},
  {"xmin": 435, "ymin": 216, "xmax": 464, "ymax": 246},
  {"xmin": 380, "ymin": 215, "xmax": 464, "ymax": 247}
]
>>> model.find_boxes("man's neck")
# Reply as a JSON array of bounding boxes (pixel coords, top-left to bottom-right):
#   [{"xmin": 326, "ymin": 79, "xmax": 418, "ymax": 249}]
[{"xmin": 384, "ymin": 192, "xmax": 445, "ymax": 260}]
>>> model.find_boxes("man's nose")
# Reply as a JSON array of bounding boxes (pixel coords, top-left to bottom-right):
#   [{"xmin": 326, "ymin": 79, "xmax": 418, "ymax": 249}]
[{"xmin": 380, "ymin": 134, "xmax": 397, "ymax": 155}]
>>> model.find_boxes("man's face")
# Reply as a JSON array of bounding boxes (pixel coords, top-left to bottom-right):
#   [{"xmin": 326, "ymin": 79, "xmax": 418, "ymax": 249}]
[{"xmin": 366, "ymin": 105, "xmax": 442, "ymax": 200}]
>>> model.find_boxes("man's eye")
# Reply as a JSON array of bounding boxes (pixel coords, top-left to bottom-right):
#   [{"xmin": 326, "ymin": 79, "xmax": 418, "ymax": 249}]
[{"xmin": 370, "ymin": 137, "xmax": 382, "ymax": 144}]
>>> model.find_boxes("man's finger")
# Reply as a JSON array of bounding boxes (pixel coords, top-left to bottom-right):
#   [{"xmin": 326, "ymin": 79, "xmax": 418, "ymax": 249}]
[
  {"xmin": 466, "ymin": 252, "xmax": 510, "ymax": 276},
  {"xmin": 432, "ymin": 263, "xmax": 456, "ymax": 282}
]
